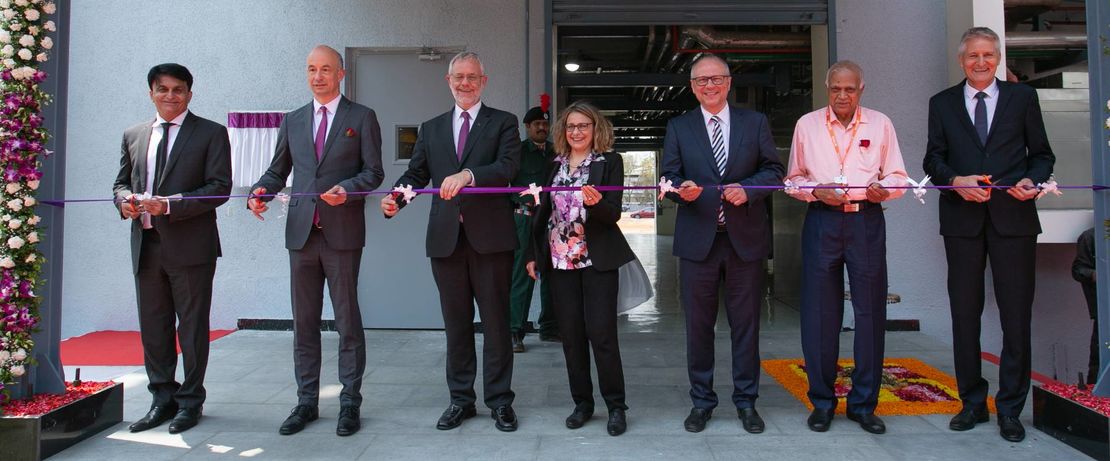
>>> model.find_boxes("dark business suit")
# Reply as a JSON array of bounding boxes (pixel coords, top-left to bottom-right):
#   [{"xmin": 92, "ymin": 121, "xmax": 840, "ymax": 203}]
[
  {"xmin": 252, "ymin": 96, "xmax": 384, "ymax": 407},
  {"xmin": 923, "ymin": 79, "xmax": 1054, "ymax": 417},
  {"xmin": 393, "ymin": 104, "xmax": 521, "ymax": 409},
  {"xmin": 529, "ymin": 152, "xmax": 635, "ymax": 411},
  {"xmin": 112, "ymin": 111, "xmax": 232, "ymax": 410},
  {"xmin": 661, "ymin": 105, "xmax": 784, "ymax": 410}
]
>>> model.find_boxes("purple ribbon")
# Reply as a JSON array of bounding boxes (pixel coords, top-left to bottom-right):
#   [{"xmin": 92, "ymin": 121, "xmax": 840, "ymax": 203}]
[{"xmin": 36, "ymin": 184, "xmax": 1110, "ymax": 207}]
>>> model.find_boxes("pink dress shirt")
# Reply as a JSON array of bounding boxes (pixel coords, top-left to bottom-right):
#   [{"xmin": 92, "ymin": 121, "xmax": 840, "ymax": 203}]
[{"xmin": 785, "ymin": 106, "xmax": 908, "ymax": 202}]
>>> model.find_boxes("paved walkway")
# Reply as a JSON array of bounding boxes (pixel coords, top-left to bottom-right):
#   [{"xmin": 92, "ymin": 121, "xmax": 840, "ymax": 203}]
[{"xmin": 53, "ymin": 235, "xmax": 1085, "ymax": 460}]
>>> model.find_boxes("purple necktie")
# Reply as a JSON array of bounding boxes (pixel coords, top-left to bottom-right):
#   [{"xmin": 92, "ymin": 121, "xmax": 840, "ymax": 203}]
[
  {"xmin": 457, "ymin": 111, "xmax": 470, "ymax": 160},
  {"xmin": 313, "ymin": 107, "xmax": 328, "ymax": 227},
  {"xmin": 315, "ymin": 106, "xmax": 328, "ymax": 160}
]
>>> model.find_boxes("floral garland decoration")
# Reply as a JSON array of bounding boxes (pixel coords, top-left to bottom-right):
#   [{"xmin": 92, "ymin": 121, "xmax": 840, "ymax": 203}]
[{"xmin": 0, "ymin": 0, "xmax": 55, "ymax": 405}]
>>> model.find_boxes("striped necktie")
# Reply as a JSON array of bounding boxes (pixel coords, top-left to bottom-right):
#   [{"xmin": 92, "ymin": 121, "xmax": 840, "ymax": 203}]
[{"xmin": 710, "ymin": 116, "xmax": 726, "ymax": 224}]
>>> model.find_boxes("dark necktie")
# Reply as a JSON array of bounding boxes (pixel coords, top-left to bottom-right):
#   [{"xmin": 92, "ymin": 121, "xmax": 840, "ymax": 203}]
[
  {"xmin": 974, "ymin": 91, "xmax": 988, "ymax": 144},
  {"xmin": 457, "ymin": 111, "xmax": 471, "ymax": 160},
  {"xmin": 152, "ymin": 122, "xmax": 173, "ymax": 193}
]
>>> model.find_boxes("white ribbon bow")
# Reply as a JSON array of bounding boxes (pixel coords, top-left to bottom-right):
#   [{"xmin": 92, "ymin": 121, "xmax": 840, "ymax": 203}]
[
  {"xmin": 1036, "ymin": 179, "xmax": 1062, "ymax": 200},
  {"xmin": 783, "ymin": 179, "xmax": 800, "ymax": 194},
  {"xmin": 519, "ymin": 183, "xmax": 543, "ymax": 206},
  {"xmin": 275, "ymin": 192, "xmax": 291, "ymax": 218},
  {"xmin": 906, "ymin": 175, "xmax": 931, "ymax": 204},
  {"xmin": 392, "ymin": 185, "xmax": 416, "ymax": 204},
  {"xmin": 657, "ymin": 177, "xmax": 678, "ymax": 200}
]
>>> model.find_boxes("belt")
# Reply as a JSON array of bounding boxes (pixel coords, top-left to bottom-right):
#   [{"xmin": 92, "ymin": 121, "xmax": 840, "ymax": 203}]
[
  {"xmin": 716, "ymin": 223, "xmax": 727, "ymax": 233},
  {"xmin": 809, "ymin": 201, "xmax": 879, "ymax": 213},
  {"xmin": 514, "ymin": 207, "xmax": 533, "ymax": 217}
]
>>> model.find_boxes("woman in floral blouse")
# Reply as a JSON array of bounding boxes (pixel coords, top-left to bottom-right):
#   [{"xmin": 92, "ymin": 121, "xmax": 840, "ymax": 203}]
[{"xmin": 525, "ymin": 101, "xmax": 636, "ymax": 436}]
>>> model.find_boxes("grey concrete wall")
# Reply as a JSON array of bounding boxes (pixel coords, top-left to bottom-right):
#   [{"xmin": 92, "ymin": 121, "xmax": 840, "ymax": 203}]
[
  {"xmin": 61, "ymin": 0, "xmax": 529, "ymax": 338},
  {"xmin": 834, "ymin": 0, "xmax": 1091, "ymax": 379}
]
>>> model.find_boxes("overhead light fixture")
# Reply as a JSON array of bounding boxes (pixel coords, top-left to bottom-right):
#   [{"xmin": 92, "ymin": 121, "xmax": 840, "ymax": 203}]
[{"xmin": 564, "ymin": 62, "xmax": 580, "ymax": 72}]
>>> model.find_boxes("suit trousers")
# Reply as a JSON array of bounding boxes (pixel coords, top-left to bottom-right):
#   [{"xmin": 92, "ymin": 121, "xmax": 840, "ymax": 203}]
[
  {"xmin": 135, "ymin": 229, "xmax": 215, "ymax": 410},
  {"xmin": 430, "ymin": 228, "xmax": 515, "ymax": 409},
  {"xmin": 289, "ymin": 228, "xmax": 366, "ymax": 407},
  {"xmin": 680, "ymin": 232, "xmax": 763, "ymax": 410},
  {"xmin": 943, "ymin": 214, "xmax": 1036, "ymax": 416},
  {"xmin": 510, "ymin": 212, "xmax": 556, "ymax": 335},
  {"xmin": 548, "ymin": 265, "xmax": 627, "ymax": 411},
  {"xmin": 800, "ymin": 205, "xmax": 887, "ymax": 414}
]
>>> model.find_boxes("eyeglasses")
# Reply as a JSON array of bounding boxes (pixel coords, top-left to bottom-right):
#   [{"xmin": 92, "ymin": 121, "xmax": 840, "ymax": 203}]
[
  {"xmin": 565, "ymin": 123, "xmax": 593, "ymax": 133},
  {"xmin": 691, "ymin": 75, "xmax": 730, "ymax": 87},
  {"xmin": 449, "ymin": 74, "xmax": 484, "ymax": 84}
]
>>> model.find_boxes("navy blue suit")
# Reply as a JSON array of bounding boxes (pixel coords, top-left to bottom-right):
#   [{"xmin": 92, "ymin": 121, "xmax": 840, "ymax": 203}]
[{"xmin": 662, "ymin": 105, "xmax": 784, "ymax": 410}]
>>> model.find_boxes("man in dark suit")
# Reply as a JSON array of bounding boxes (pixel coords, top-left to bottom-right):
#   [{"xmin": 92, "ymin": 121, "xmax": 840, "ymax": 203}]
[
  {"xmin": 923, "ymin": 27, "xmax": 1054, "ymax": 443},
  {"xmin": 248, "ymin": 45, "xmax": 384, "ymax": 437},
  {"xmin": 380, "ymin": 51, "xmax": 521, "ymax": 432},
  {"xmin": 113, "ymin": 63, "xmax": 231, "ymax": 434},
  {"xmin": 661, "ymin": 54, "xmax": 784, "ymax": 434}
]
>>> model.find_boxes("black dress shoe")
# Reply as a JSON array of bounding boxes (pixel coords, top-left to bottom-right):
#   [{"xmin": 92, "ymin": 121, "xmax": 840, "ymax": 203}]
[
  {"xmin": 491, "ymin": 405, "xmax": 518, "ymax": 432},
  {"xmin": 737, "ymin": 407, "xmax": 765, "ymax": 434},
  {"xmin": 336, "ymin": 406, "xmax": 360, "ymax": 436},
  {"xmin": 565, "ymin": 404, "xmax": 594, "ymax": 429},
  {"xmin": 436, "ymin": 404, "xmax": 477, "ymax": 430},
  {"xmin": 129, "ymin": 404, "xmax": 178, "ymax": 433},
  {"xmin": 846, "ymin": 412, "xmax": 886, "ymax": 434},
  {"xmin": 997, "ymin": 415, "xmax": 1025, "ymax": 442},
  {"xmin": 807, "ymin": 408, "xmax": 834, "ymax": 432},
  {"xmin": 683, "ymin": 408, "xmax": 712, "ymax": 433},
  {"xmin": 167, "ymin": 407, "xmax": 201, "ymax": 434},
  {"xmin": 279, "ymin": 405, "xmax": 319, "ymax": 435},
  {"xmin": 512, "ymin": 333, "xmax": 525, "ymax": 353},
  {"xmin": 948, "ymin": 406, "xmax": 989, "ymax": 431},
  {"xmin": 607, "ymin": 408, "xmax": 627, "ymax": 436}
]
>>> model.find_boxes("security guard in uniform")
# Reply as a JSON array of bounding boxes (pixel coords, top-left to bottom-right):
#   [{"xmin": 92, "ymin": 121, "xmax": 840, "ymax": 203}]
[{"xmin": 509, "ymin": 103, "xmax": 560, "ymax": 352}]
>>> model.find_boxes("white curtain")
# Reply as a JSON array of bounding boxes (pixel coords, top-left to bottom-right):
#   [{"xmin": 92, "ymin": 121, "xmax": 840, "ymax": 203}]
[{"xmin": 227, "ymin": 111, "xmax": 291, "ymax": 188}]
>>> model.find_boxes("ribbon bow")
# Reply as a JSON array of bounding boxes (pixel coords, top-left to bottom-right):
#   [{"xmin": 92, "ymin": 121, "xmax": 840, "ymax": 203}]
[
  {"xmin": 519, "ymin": 183, "xmax": 543, "ymax": 206},
  {"xmin": 1036, "ymin": 178, "xmax": 1062, "ymax": 200},
  {"xmin": 657, "ymin": 177, "xmax": 678, "ymax": 200},
  {"xmin": 783, "ymin": 179, "xmax": 800, "ymax": 194},
  {"xmin": 392, "ymin": 185, "xmax": 416, "ymax": 204},
  {"xmin": 906, "ymin": 175, "xmax": 931, "ymax": 204}
]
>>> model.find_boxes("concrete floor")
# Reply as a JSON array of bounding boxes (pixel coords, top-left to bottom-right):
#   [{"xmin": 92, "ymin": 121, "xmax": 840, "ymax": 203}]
[{"xmin": 53, "ymin": 235, "xmax": 1087, "ymax": 460}]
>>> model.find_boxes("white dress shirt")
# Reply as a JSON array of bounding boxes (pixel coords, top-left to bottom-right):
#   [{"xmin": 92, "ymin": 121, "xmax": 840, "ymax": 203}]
[
  {"xmin": 963, "ymin": 79, "xmax": 999, "ymax": 132},
  {"xmin": 700, "ymin": 104, "xmax": 731, "ymax": 162},
  {"xmin": 313, "ymin": 95, "xmax": 341, "ymax": 145},
  {"xmin": 142, "ymin": 110, "xmax": 188, "ymax": 228},
  {"xmin": 452, "ymin": 101, "xmax": 482, "ymax": 185}
]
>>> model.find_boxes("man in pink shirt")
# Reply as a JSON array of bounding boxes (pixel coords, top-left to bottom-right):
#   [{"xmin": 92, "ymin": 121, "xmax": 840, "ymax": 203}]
[{"xmin": 785, "ymin": 60, "xmax": 908, "ymax": 435}]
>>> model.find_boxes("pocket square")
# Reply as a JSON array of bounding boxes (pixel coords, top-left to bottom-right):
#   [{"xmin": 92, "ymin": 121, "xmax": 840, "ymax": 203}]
[{"xmin": 344, "ymin": 128, "xmax": 356, "ymax": 137}]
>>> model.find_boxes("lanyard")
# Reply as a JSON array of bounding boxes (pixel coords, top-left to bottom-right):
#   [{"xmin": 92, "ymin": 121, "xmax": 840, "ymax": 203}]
[{"xmin": 824, "ymin": 107, "xmax": 861, "ymax": 178}]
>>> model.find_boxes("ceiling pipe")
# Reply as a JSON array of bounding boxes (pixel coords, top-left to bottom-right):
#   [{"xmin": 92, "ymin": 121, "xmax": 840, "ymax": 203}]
[
  {"xmin": 674, "ymin": 26, "xmax": 810, "ymax": 54},
  {"xmin": 1005, "ymin": 30, "xmax": 1087, "ymax": 49}
]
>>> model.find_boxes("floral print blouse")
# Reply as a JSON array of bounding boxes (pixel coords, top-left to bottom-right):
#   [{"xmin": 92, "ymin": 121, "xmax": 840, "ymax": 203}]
[{"xmin": 547, "ymin": 152, "xmax": 599, "ymax": 270}]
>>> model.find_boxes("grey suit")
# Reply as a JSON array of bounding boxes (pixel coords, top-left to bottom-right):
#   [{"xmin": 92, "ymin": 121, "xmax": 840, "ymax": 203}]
[
  {"xmin": 252, "ymin": 96, "xmax": 384, "ymax": 407},
  {"xmin": 112, "ymin": 111, "xmax": 232, "ymax": 409}
]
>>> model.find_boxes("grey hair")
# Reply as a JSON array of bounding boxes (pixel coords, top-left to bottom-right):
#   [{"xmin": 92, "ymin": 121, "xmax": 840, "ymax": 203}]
[
  {"xmin": 448, "ymin": 51, "xmax": 485, "ymax": 75},
  {"xmin": 689, "ymin": 54, "xmax": 729, "ymax": 78},
  {"xmin": 958, "ymin": 27, "xmax": 1001, "ymax": 56},
  {"xmin": 824, "ymin": 60, "xmax": 865, "ymax": 89}
]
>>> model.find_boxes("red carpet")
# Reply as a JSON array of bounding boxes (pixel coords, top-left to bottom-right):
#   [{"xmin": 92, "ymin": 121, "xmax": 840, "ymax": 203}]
[{"xmin": 60, "ymin": 330, "xmax": 235, "ymax": 366}]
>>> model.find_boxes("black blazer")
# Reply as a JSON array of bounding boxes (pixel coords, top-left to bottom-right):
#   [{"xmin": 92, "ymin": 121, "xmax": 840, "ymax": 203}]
[
  {"xmin": 923, "ymin": 79, "xmax": 1055, "ymax": 237},
  {"xmin": 527, "ymin": 152, "xmax": 635, "ymax": 273},
  {"xmin": 661, "ymin": 105, "xmax": 784, "ymax": 262},
  {"xmin": 393, "ymin": 104, "xmax": 521, "ymax": 258},
  {"xmin": 252, "ymin": 96, "xmax": 385, "ymax": 250},
  {"xmin": 113, "ymin": 111, "xmax": 232, "ymax": 274}
]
